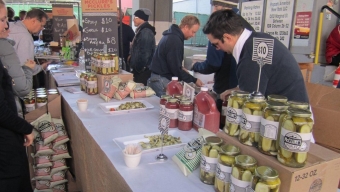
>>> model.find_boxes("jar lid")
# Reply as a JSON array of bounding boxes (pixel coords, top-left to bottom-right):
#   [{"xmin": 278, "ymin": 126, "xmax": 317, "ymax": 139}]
[
  {"xmin": 268, "ymin": 94, "xmax": 288, "ymax": 103},
  {"xmin": 266, "ymin": 100, "xmax": 288, "ymax": 110},
  {"xmin": 172, "ymin": 77, "xmax": 178, "ymax": 80},
  {"xmin": 167, "ymin": 98, "xmax": 178, "ymax": 103},
  {"xmin": 255, "ymin": 166, "xmax": 279, "ymax": 180},
  {"xmin": 48, "ymin": 91, "xmax": 58, "ymax": 95},
  {"xmin": 48, "ymin": 89, "xmax": 58, "ymax": 92},
  {"xmin": 247, "ymin": 91, "xmax": 265, "ymax": 102},
  {"xmin": 235, "ymin": 155, "xmax": 257, "ymax": 167},
  {"xmin": 288, "ymin": 108, "xmax": 312, "ymax": 117},
  {"xmin": 205, "ymin": 136, "xmax": 223, "ymax": 145},
  {"xmin": 201, "ymin": 87, "xmax": 209, "ymax": 92},
  {"xmin": 110, "ymin": 54, "xmax": 116, "ymax": 56},
  {"xmin": 220, "ymin": 144, "xmax": 240, "ymax": 156},
  {"xmin": 104, "ymin": 54, "xmax": 109, "ymax": 56},
  {"xmin": 233, "ymin": 90, "xmax": 250, "ymax": 97},
  {"xmin": 37, "ymin": 94, "xmax": 47, "ymax": 98},
  {"xmin": 180, "ymin": 100, "xmax": 192, "ymax": 105},
  {"xmin": 36, "ymin": 88, "xmax": 46, "ymax": 91},
  {"xmin": 161, "ymin": 95, "xmax": 171, "ymax": 100},
  {"xmin": 287, "ymin": 101, "xmax": 309, "ymax": 110}
]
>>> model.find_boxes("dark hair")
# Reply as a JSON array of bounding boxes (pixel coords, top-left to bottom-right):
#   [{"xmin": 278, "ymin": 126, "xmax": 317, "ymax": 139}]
[
  {"xmin": 7, "ymin": 7, "xmax": 14, "ymax": 19},
  {"xmin": 25, "ymin": 9, "xmax": 48, "ymax": 22},
  {"xmin": 19, "ymin": 10, "xmax": 27, "ymax": 15},
  {"xmin": 203, "ymin": 9, "xmax": 243, "ymax": 40}
]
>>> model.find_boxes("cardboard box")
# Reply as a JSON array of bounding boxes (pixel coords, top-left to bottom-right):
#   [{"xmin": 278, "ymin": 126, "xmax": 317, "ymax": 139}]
[
  {"xmin": 305, "ymin": 83, "xmax": 340, "ymax": 150},
  {"xmin": 96, "ymin": 70, "xmax": 133, "ymax": 93},
  {"xmin": 299, "ymin": 63, "xmax": 314, "ymax": 82},
  {"xmin": 216, "ymin": 131, "xmax": 340, "ymax": 192}
]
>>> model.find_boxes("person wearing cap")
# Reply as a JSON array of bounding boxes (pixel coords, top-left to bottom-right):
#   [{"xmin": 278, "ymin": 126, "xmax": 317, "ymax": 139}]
[
  {"xmin": 128, "ymin": 8, "xmax": 156, "ymax": 85},
  {"xmin": 148, "ymin": 15, "xmax": 204, "ymax": 97},
  {"xmin": 203, "ymin": 10, "xmax": 309, "ymax": 102},
  {"xmin": 192, "ymin": 0, "xmax": 254, "ymax": 122}
]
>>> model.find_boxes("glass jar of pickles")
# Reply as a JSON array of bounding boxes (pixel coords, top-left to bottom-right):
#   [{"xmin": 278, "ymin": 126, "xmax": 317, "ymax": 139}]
[
  {"xmin": 268, "ymin": 94, "xmax": 288, "ymax": 103},
  {"xmin": 224, "ymin": 90, "xmax": 249, "ymax": 137},
  {"xmin": 86, "ymin": 74, "xmax": 98, "ymax": 95},
  {"xmin": 36, "ymin": 94, "xmax": 47, "ymax": 108},
  {"xmin": 91, "ymin": 52, "xmax": 97, "ymax": 73},
  {"xmin": 239, "ymin": 92, "xmax": 266, "ymax": 147},
  {"xmin": 96, "ymin": 53, "xmax": 103, "ymax": 74},
  {"xmin": 24, "ymin": 96, "xmax": 35, "ymax": 113},
  {"xmin": 251, "ymin": 166, "xmax": 281, "ymax": 192},
  {"xmin": 214, "ymin": 145, "xmax": 240, "ymax": 192},
  {"xmin": 277, "ymin": 108, "xmax": 313, "ymax": 168},
  {"xmin": 101, "ymin": 54, "xmax": 111, "ymax": 75},
  {"xmin": 259, "ymin": 101, "xmax": 288, "ymax": 156},
  {"xmin": 80, "ymin": 72, "xmax": 86, "ymax": 92},
  {"xmin": 230, "ymin": 155, "xmax": 257, "ymax": 191},
  {"xmin": 111, "ymin": 54, "xmax": 119, "ymax": 74},
  {"xmin": 200, "ymin": 136, "xmax": 223, "ymax": 185}
]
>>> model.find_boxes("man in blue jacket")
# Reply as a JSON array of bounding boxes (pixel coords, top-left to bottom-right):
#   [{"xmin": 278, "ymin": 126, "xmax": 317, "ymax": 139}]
[{"xmin": 148, "ymin": 15, "xmax": 203, "ymax": 97}]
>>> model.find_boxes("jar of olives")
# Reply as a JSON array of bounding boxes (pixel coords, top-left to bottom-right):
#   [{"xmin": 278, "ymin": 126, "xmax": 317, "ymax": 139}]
[
  {"xmin": 277, "ymin": 108, "xmax": 313, "ymax": 168},
  {"xmin": 200, "ymin": 136, "xmax": 223, "ymax": 185},
  {"xmin": 251, "ymin": 166, "xmax": 281, "ymax": 192},
  {"xmin": 230, "ymin": 155, "xmax": 257, "ymax": 191},
  {"xmin": 224, "ymin": 90, "xmax": 249, "ymax": 137},
  {"xmin": 36, "ymin": 94, "xmax": 47, "ymax": 108},
  {"xmin": 267, "ymin": 94, "xmax": 288, "ymax": 103},
  {"xmin": 86, "ymin": 74, "xmax": 98, "ymax": 95},
  {"xmin": 239, "ymin": 92, "xmax": 266, "ymax": 147},
  {"xmin": 214, "ymin": 144, "xmax": 240, "ymax": 192},
  {"xmin": 259, "ymin": 101, "xmax": 288, "ymax": 156},
  {"xmin": 24, "ymin": 96, "xmax": 35, "ymax": 113}
]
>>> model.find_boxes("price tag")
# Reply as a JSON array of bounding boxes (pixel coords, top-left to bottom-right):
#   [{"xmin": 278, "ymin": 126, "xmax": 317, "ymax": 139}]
[
  {"xmin": 252, "ymin": 38, "xmax": 274, "ymax": 65},
  {"xmin": 183, "ymin": 82, "xmax": 195, "ymax": 102}
]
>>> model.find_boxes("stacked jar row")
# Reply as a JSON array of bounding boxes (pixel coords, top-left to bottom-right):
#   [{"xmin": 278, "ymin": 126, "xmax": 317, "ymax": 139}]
[
  {"xmin": 90, "ymin": 52, "xmax": 119, "ymax": 75},
  {"xmin": 24, "ymin": 88, "xmax": 59, "ymax": 113},
  {"xmin": 79, "ymin": 73, "xmax": 98, "ymax": 95},
  {"xmin": 223, "ymin": 91, "xmax": 313, "ymax": 168}
]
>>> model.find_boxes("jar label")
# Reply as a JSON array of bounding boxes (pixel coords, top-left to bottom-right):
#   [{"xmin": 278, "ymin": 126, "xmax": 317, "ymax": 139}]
[
  {"xmin": 240, "ymin": 113, "xmax": 261, "ymax": 133},
  {"xmin": 96, "ymin": 60, "xmax": 102, "ymax": 67},
  {"xmin": 37, "ymin": 102, "xmax": 47, "ymax": 108},
  {"xmin": 102, "ymin": 60, "xmax": 110, "ymax": 68},
  {"xmin": 222, "ymin": 106, "xmax": 228, "ymax": 116},
  {"xmin": 178, "ymin": 110, "xmax": 193, "ymax": 122},
  {"xmin": 111, "ymin": 60, "xmax": 116, "ymax": 68},
  {"xmin": 193, "ymin": 105, "xmax": 205, "ymax": 127},
  {"xmin": 230, "ymin": 175, "xmax": 252, "ymax": 192},
  {"xmin": 279, "ymin": 127, "xmax": 312, "ymax": 153},
  {"xmin": 25, "ymin": 103, "xmax": 35, "ymax": 112},
  {"xmin": 260, "ymin": 118, "xmax": 279, "ymax": 140},
  {"xmin": 226, "ymin": 107, "xmax": 243, "ymax": 124},
  {"xmin": 87, "ymin": 81, "xmax": 97, "ymax": 88},
  {"xmin": 216, "ymin": 163, "xmax": 232, "ymax": 183},
  {"xmin": 166, "ymin": 108, "xmax": 178, "ymax": 119},
  {"xmin": 200, "ymin": 155, "xmax": 218, "ymax": 173}
]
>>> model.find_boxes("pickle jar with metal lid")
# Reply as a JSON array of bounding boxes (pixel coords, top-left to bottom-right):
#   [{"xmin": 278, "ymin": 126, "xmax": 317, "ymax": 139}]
[
  {"xmin": 111, "ymin": 54, "xmax": 119, "ymax": 73},
  {"xmin": 287, "ymin": 100, "xmax": 310, "ymax": 110},
  {"xmin": 251, "ymin": 166, "xmax": 281, "ymax": 192},
  {"xmin": 214, "ymin": 144, "xmax": 240, "ymax": 192},
  {"xmin": 24, "ymin": 96, "xmax": 35, "ymax": 113},
  {"xmin": 91, "ymin": 52, "xmax": 98, "ymax": 73},
  {"xmin": 36, "ymin": 94, "xmax": 47, "ymax": 108},
  {"xmin": 80, "ymin": 72, "xmax": 87, "ymax": 91},
  {"xmin": 101, "ymin": 54, "xmax": 111, "ymax": 75},
  {"xmin": 96, "ymin": 54, "xmax": 103, "ymax": 74},
  {"xmin": 239, "ymin": 92, "xmax": 266, "ymax": 147},
  {"xmin": 277, "ymin": 108, "xmax": 313, "ymax": 168},
  {"xmin": 230, "ymin": 155, "xmax": 257, "ymax": 191},
  {"xmin": 224, "ymin": 90, "xmax": 249, "ymax": 137},
  {"xmin": 259, "ymin": 101, "xmax": 288, "ymax": 156},
  {"xmin": 200, "ymin": 136, "xmax": 223, "ymax": 185},
  {"xmin": 267, "ymin": 94, "xmax": 288, "ymax": 104},
  {"xmin": 86, "ymin": 74, "xmax": 98, "ymax": 95}
]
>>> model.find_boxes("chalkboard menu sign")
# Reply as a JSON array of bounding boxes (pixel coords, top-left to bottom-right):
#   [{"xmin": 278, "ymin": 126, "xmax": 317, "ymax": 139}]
[
  {"xmin": 43, "ymin": 19, "xmax": 53, "ymax": 42},
  {"xmin": 82, "ymin": 12, "xmax": 119, "ymax": 70},
  {"xmin": 52, "ymin": 4, "xmax": 74, "ymax": 42}
]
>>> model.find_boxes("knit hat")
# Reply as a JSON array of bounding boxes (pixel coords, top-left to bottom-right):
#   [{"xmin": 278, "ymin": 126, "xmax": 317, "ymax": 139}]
[
  {"xmin": 211, "ymin": 0, "xmax": 238, "ymax": 8},
  {"xmin": 134, "ymin": 8, "xmax": 152, "ymax": 21}
]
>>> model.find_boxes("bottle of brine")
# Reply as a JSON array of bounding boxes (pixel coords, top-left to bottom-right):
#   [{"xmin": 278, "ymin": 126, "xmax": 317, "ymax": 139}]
[
  {"xmin": 277, "ymin": 108, "xmax": 313, "ymax": 168},
  {"xmin": 258, "ymin": 100, "xmax": 288, "ymax": 156},
  {"xmin": 239, "ymin": 92, "xmax": 266, "ymax": 147}
]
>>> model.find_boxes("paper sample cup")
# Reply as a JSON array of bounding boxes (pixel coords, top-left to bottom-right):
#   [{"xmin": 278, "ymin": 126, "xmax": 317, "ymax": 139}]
[
  {"xmin": 77, "ymin": 99, "xmax": 88, "ymax": 111},
  {"xmin": 123, "ymin": 150, "xmax": 142, "ymax": 168}
]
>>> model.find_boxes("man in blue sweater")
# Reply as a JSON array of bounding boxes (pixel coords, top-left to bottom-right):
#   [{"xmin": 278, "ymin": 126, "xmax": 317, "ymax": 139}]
[{"xmin": 203, "ymin": 10, "xmax": 308, "ymax": 103}]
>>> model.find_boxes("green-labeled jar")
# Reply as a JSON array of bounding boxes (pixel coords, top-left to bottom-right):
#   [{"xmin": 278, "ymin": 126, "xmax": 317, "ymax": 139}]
[
  {"xmin": 214, "ymin": 145, "xmax": 240, "ymax": 192},
  {"xmin": 251, "ymin": 166, "xmax": 281, "ymax": 192},
  {"xmin": 277, "ymin": 108, "xmax": 313, "ymax": 168},
  {"xmin": 200, "ymin": 136, "xmax": 223, "ymax": 185},
  {"xmin": 230, "ymin": 155, "xmax": 257, "ymax": 191},
  {"xmin": 258, "ymin": 101, "xmax": 288, "ymax": 156},
  {"xmin": 223, "ymin": 90, "xmax": 249, "ymax": 137},
  {"xmin": 239, "ymin": 92, "xmax": 266, "ymax": 147}
]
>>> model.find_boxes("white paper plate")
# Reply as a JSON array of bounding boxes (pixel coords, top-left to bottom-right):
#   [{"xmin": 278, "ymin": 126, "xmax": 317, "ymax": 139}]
[
  {"xmin": 113, "ymin": 130, "xmax": 191, "ymax": 153},
  {"xmin": 99, "ymin": 100, "xmax": 154, "ymax": 114}
]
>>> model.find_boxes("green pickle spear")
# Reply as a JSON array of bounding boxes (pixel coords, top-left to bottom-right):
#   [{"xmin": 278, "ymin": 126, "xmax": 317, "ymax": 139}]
[
  {"xmin": 242, "ymin": 170, "xmax": 253, "ymax": 182},
  {"xmin": 295, "ymin": 124, "xmax": 310, "ymax": 163},
  {"xmin": 232, "ymin": 167, "xmax": 240, "ymax": 180},
  {"xmin": 255, "ymin": 182, "xmax": 270, "ymax": 192}
]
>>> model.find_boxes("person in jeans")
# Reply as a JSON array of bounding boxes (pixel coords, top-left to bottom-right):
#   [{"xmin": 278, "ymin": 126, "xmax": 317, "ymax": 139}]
[
  {"xmin": 148, "ymin": 15, "xmax": 203, "ymax": 97},
  {"xmin": 129, "ymin": 8, "xmax": 156, "ymax": 85}
]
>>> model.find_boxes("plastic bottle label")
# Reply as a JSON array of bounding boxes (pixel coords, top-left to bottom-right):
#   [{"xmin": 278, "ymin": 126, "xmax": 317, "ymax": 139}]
[
  {"xmin": 279, "ymin": 127, "xmax": 312, "ymax": 153},
  {"xmin": 230, "ymin": 175, "xmax": 252, "ymax": 192},
  {"xmin": 216, "ymin": 163, "xmax": 232, "ymax": 183},
  {"xmin": 193, "ymin": 108, "xmax": 205, "ymax": 127},
  {"xmin": 260, "ymin": 118, "xmax": 279, "ymax": 140},
  {"xmin": 200, "ymin": 155, "xmax": 218, "ymax": 173},
  {"xmin": 240, "ymin": 113, "xmax": 261, "ymax": 133},
  {"xmin": 166, "ymin": 108, "xmax": 178, "ymax": 119},
  {"xmin": 178, "ymin": 110, "xmax": 193, "ymax": 122}
]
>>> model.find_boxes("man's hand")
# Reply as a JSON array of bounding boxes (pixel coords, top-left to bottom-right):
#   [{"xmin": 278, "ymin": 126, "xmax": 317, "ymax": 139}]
[
  {"xmin": 24, "ymin": 60, "xmax": 36, "ymax": 70},
  {"xmin": 195, "ymin": 79, "xmax": 204, "ymax": 87},
  {"xmin": 41, "ymin": 61, "xmax": 51, "ymax": 70},
  {"xmin": 220, "ymin": 87, "xmax": 240, "ymax": 101},
  {"xmin": 24, "ymin": 133, "xmax": 34, "ymax": 146}
]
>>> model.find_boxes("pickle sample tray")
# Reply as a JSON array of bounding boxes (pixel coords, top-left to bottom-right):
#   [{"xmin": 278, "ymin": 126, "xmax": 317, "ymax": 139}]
[
  {"xmin": 99, "ymin": 100, "xmax": 154, "ymax": 114},
  {"xmin": 113, "ymin": 130, "xmax": 191, "ymax": 153}
]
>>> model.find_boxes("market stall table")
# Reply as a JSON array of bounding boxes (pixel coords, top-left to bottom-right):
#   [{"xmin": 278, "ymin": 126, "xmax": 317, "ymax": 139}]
[{"xmin": 58, "ymin": 86, "xmax": 214, "ymax": 192}]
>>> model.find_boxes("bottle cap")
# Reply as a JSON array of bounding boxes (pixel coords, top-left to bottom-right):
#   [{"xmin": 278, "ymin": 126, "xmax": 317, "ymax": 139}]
[
  {"xmin": 201, "ymin": 87, "xmax": 208, "ymax": 91},
  {"xmin": 172, "ymin": 77, "xmax": 178, "ymax": 81}
]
